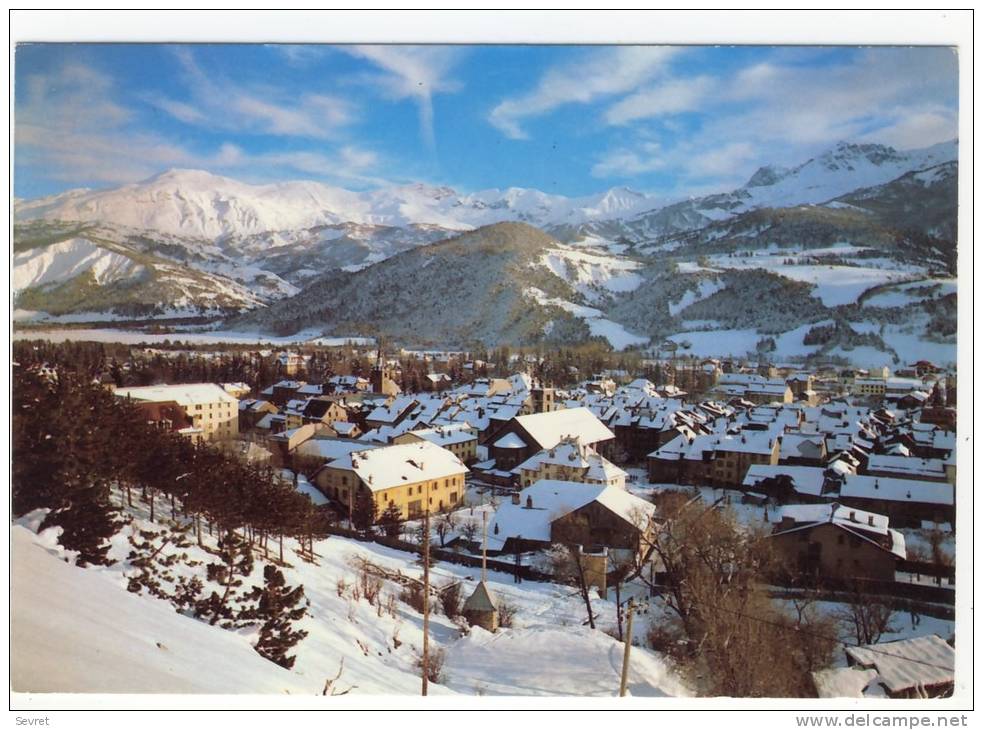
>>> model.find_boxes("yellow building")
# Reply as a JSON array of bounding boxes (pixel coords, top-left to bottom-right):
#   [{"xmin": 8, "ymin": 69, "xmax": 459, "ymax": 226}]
[
  {"xmin": 314, "ymin": 440, "xmax": 468, "ymax": 520},
  {"xmin": 115, "ymin": 383, "xmax": 239, "ymax": 442}
]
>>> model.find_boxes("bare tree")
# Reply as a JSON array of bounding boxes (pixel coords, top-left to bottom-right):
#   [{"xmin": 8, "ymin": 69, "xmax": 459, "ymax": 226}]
[
  {"xmin": 545, "ymin": 543, "xmax": 596, "ymax": 630},
  {"xmin": 638, "ymin": 497, "xmax": 834, "ymax": 696},
  {"xmin": 460, "ymin": 518, "xmax": 480, "ymax": 548},
  {"xmin": 833, "ymin": 582, "xmax": 897, "ymax": 646},
  {"xmin": 435, "ymin": 511, "xmax": 457, "ymax": 548}
]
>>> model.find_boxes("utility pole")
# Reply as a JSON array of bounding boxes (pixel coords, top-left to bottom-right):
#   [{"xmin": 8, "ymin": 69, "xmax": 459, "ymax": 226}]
[
  {"xmin": 421, "ymin": 493, "xmax": 431, "ymax": 696},
  {"xmin": 481, "ymin": 510, "xmax": 488, "ymax": 582},
  {"xmin": 619, "ymin": 598, "xmax": 635, "ymax": 697}
]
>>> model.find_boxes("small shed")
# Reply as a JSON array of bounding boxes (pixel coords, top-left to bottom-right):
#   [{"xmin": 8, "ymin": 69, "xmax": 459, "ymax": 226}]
[{"xmin": 462, "ymin": 581, "xmax": 499, "ymax": 632}]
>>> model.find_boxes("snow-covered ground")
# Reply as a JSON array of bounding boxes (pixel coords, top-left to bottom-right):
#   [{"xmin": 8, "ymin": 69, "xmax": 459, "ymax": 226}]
[
  {"xmin": 669, "ymin": 278, "xmax": 725, "ymax": 317},
  {"xmin": 862, "ymin": 278, "xmax": 957, "ymax": 309},
  {"xmin": 11, "ymin": 524, "xmax": 310, "ymax": 694},
  {"xmin": 539, "ymin": 247, "xmax": 643, "ymax": 303},
  {"xmin": 12, "ymin": 327, "xmax": 374, "ymax": 347},
  {"xmin": 11, "ymin": 493, "xmax": 689, "ymax": 697},
  {"xmin": 13, "ymin": 237, "xmax": 146, "ymax": 294},
  {"xmin": 523, "ymin": 287, "xmax": 649, "ymax": 350}
]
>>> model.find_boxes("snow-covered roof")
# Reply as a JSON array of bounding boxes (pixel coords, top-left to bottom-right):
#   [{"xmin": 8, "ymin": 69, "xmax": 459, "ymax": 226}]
[
  {"xmin": 115, "ymin": 383, "xmax": 237, "ymax": 406},
  {"xmin": 332, "ymin": 421, "xmax": 358, "ymax": 436},
  {"xmin": 462, "ymin": 581, "xmax": 498, "ymax": 612},
  {"xmin": 513, "ymin": 440, "xmax": 627, "ymax": 484},
  {"xmin": 295, "ymin": 477, "xmax": 329, "ymax": 506},
  {"xmin": 774, "ymin": 502, "xmax": 906, "ymax": 559},
  {"xmin": 494, "ymin": 433, "xmax": 527, "ymax": 449},
  {"xmin": 513, "ymin": 407, "xmax": 615, "ymax": 450},
  {"xmin": 297, "ymin": 438, "xmax": 378, "ymax": 464},
  {"xmin": 711, "ymin": 430, "xmax": 777, "ymax": 456},
  {"xmin": 812, "ymin": 667, "xmax": 882, "ymax": 698},
  {"xmin": 366, "ymin": 396, "xmax": 418, "ymax": 424},
  {"xmin": 840, "ymin": 475, "xmax": 953, "ymax": 506},
  {"xmin": 514, "ymin": 441, "xmax": 589, "ymax": 472},
  {"xmin": 778, "ymin": 502, "xmax": 890, "ymax": 534},
  {"xmin": 846, "ymin": 635, "xmax": 954, "ymax": 694},
  {"xmin": 487, "ymin": 480, "xmax": 655, "ymax": 549},
  {"xmin": 332, "ymin": 441, "xmax": 468, "ymax": 492},
  {"xmin": 255, "ymin": 413, "xmax": 277, "ymax": 430},
  {"xmin": 866, "ymin": 454, "xmax": 945, "ymax": 480},
  {"xmin": 743, "ymin": 464, "xmax": 826, "ymax": 497},
  {"xmin": 409, "ymin": 424, "xmax": 478, "ymax": 447}
]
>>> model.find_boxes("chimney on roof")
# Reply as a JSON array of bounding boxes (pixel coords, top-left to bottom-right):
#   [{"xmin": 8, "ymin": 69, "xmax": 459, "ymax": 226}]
[
  {"xmin": 511, "ymin": 492, "xmax": 520, "ymax": 505},
  {"xmin": 526, "ymin": 495, "xmax": 533, "ymax": 509},
  {"xmin": 868, "ymin": 515, "xmax": 874, "ymax": 526}
]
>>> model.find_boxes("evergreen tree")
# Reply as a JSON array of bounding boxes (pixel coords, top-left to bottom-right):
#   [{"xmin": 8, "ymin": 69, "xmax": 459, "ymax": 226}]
[
  {"xmin": 41, "ymin": 490, "xmax": 125, "ymax": 566},
  {"xmin": 195, "ymin": 530, "xmax": 255, "ymax": 626},
  {"xmin": 243, "ymin": 565, "xmax": 309, "ymax": 669},
  {"xmin": 352, "ymin": 488, "xmax": 376, "ymax": 532},
  {"xmin": 126, "ymin": 523, "xmax": 203, "ymax": 611},
  {"xmin": 378, "ymin": 502, "xmax": 404, "ymax": 538}
]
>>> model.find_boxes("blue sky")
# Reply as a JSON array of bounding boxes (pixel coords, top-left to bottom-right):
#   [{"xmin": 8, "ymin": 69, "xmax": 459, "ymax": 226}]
[{"xmin": 14, "ymin": 44, "xmax": 958, "ymax": 200}]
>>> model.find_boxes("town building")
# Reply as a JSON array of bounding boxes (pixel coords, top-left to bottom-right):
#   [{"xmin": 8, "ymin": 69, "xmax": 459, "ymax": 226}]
[
  {"xmin": 115, "ymin": 383, "xmax": 239, "ymax": 442},
  {"xmin": 484, "ymin": 406, "xmax": 615, "ymax": 470},
  {"xmin": 486, "ymin": 479, "xmax": 657, "ymax": 564},
  {"xmin": 313, "ymin": 440, "xmax": 468, "ymax": 520},
  {"xmin": 513, "ymin": 437, "xmax": 627, "ymax": 489},
  {"xmin": 770, "ymin": 502, "xmax": 906, "ymax": 582}
]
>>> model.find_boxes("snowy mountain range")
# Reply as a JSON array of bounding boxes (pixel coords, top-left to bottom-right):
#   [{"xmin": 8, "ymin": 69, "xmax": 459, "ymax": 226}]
[
  {"xmin": 12, "ymin": 139, "xmax": 959, "ymax": 366},
  {"xmin": 16, "ymin": 140, "xmax": 955, "ymax": 240}
]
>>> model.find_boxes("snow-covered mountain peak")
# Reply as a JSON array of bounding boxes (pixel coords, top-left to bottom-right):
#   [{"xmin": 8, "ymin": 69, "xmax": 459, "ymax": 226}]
[{"xmin": 745, "ymin": 165, "xmax": 792, "ymax": 188}]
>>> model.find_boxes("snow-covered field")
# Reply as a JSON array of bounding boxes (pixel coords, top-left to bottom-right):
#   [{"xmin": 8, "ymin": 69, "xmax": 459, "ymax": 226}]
[
  {"xmin": 540, "ymin": 247, "xmax": 643, "ymax": 303},
  {"xmin": 12, "ymin": 327, "xmax": 374, "ymax": 347},
  {"xmin": 524, "ymin": 287, "xmax": 649, "ymax": 350},
  {"xmin": 11, "ymin": 495, "xmax": 688, "ymax": 697},
  {"xmin": 863, "ymin": 279, "xmax": 957, "ymax": 308}
]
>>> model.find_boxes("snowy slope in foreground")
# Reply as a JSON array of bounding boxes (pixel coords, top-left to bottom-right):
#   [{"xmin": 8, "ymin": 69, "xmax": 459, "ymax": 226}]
[
  {"xmin": 10, "ymin": 525, "xmax": 308, "ymax": 694},
  {"xmin": 12, "ymin": 499, "xmax": 689, "ymax": 697}
]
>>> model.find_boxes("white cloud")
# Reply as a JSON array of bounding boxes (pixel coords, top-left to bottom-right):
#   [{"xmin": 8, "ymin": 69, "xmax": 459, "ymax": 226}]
[
  {"xmin": 859, "ymin": 106, "xmax": 958, "ymax": 150},
  {"xmin": 591, "ymin": 141, "xmax": 665, "ymax": 178},
  {"xmin": 490, "ymin": 46, "xmax": 679, "ymax": 139},
  {"xmin": 605, "ymin": 75, "xmax": 716, "ymax": 125},
  {"xmin": 149, "ymin": 48, "xmax": 356, "ymax": 139},
  {"xmin": 343, "ymin": 46, "xmax": 462, "ymax": 149},
  {"xmin": 592, "ymin": 47, "xmax": 958, "ymax": 194},
  {"xmin": 15, "ymin": 60, "xmax": 385, "ymax": 189},
  {"xmin": 688, "ymin": 142, "xmax": 756, "ymax": 178}
]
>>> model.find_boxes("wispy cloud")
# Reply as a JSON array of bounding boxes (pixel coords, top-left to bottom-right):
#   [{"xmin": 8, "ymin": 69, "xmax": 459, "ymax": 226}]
[
  {"xmin": 342, "ymin": 45, "xmax": 462, "ymax": 149},
  {"xmin": 16, "ymin": 60, "xmax": 385, "ymax": 189},
  {"xmin": 591, "ymin": 47, "xmax": 957, "ymax": 193},
  {"xmin": 149, "ymin": 47, "xmax": 356, "ymax": 139},
  {"xmin": 591, "ymin": 141, "xmax": 665, "ymax": 177},
  {"xmin": 489, "ymin": 47, "xmax": 680, "ymax": 139},
  {"xmin": 605, "ymin": 75, "xmax": 717, "ymax": 126}
]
